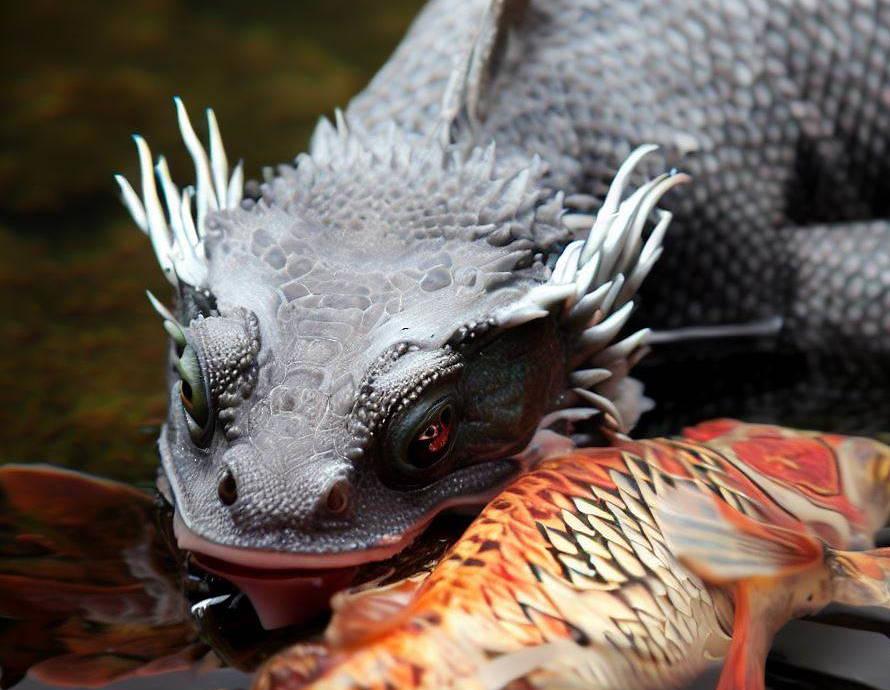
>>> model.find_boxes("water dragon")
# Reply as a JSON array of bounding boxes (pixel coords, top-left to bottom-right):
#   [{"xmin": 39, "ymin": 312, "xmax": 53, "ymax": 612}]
[{"xmin": 115, "ymin": 0, "xmax": 890, "ymax": 628}]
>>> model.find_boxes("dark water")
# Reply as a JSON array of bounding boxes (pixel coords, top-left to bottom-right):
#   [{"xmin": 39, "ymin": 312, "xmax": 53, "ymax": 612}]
[{"xmin": 1, "ymin": 2, "xmax": 888, "ymax": 689}]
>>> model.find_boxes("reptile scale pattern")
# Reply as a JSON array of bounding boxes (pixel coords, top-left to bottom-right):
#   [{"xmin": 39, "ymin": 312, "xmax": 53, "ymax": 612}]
[{"xmin": 349, "ymin": 0, "xmax": 890, "ymax": 348}]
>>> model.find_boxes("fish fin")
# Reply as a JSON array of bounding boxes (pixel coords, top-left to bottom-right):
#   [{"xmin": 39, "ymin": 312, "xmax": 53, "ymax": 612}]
[
  {"xmin": 717, "ymin": 583, "xmax": 769, "ymax": 690},
  {"xmin": 829, "ymin": 547, "xmax": 890, "ymax": 609},
  {"xmin": 254, "ymin": 643, "xmax": 330, "ymax": 690},
  {"xmin": 654, "ymin": 482, "xmax": 823, "ymax": 585},
  {"xmin": 476, "ymin": 640, "xmax": 580, "ymax": 690},
  {"xmin": 325, "ymin": 573, "xmax": 429, "ymax": 647}
]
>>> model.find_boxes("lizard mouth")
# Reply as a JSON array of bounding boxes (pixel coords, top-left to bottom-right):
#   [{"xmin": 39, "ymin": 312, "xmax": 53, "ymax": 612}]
[
  {"xmin": 189, "ymin": 552, "xmax": 358, "ymax": 631},
  {"xmin": 159, "ymin": 440, "xmax": 562, "ymax": 630},
  {"xmin": 171, "ymin": 492, "xmax": 492, "ymax": 630},
  {"xmin": 173, "ymin": 512, "xmax": 428, "ymax": 630},
  {"xmin": 167, "ymin": 432, "xmax": 570, "ymax": 630}
]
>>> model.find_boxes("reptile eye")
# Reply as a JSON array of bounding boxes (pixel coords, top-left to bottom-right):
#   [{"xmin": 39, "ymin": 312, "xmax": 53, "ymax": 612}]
[
  {"xmin": 382, "ymin": 396, "xmax": 460, "ymax": 488},
  {"xmin": 408, "ymin": 405, "xmax": 455, "ymax": 469},
  {"xmin": 176, "ymin": 345, "xmax": 212, "ymax": 445}
]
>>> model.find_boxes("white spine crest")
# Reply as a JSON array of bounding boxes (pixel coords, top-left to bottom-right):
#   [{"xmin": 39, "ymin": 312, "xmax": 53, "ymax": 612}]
[
  {"xmin": 499, "ymin": 145, "xmax": 689, "ymax": 433},
  {"xmin": 115, "ymin": 98, "xmax": 244, "ymax": 289}
]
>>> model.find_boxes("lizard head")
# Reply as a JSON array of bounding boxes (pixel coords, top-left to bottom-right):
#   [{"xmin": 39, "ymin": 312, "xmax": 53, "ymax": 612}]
[{"xmin": 117, "ymin": 100, "xmax": 685, "ymax": 628}]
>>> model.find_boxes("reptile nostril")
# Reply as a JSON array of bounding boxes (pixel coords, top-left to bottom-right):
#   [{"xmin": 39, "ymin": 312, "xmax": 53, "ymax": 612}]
[
  {"xmin": 218, "ymin": 469, "xmax": 238, "ymax": 506},
  {"xmin": 325, "ymin": 479, "xmax": 351, "ymax": 516}
]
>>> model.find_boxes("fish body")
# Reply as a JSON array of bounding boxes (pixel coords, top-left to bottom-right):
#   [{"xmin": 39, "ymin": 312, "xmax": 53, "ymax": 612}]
[{"xmin": 255, "ymin": 420, "xmax": 890, "ymax": 690}]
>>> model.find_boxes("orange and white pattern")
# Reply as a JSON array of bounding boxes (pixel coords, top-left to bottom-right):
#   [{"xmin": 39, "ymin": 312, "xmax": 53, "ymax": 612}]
[{"xmin": 256, "ymin": 420, "xmax": 890, "ymax": 690}]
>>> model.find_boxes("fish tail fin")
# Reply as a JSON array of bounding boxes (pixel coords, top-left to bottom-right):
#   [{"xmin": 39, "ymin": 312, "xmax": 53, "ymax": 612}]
[
  {"xmin": 829, "ymin": 547, "xmax": 890, "ymax": 609},
  {"xmin": 654, "ymin": 481, "xmax": 823, "ymax": 585},
  {"xmin": 654, "ymin": 482, "xmax": 825, "ymax": 690}
]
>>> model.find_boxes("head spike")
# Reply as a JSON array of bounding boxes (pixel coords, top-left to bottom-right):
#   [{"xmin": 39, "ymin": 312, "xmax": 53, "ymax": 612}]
[
  {"xmin": 174, "ymin": 96, "xmax": 218, "ymax": 234},
  {"xmin": 146, "ymin": 290, "xmax": 178, "ymax": 324},
  {"xmin": 133, "ymin": 135, "xmax": 176, "ymax": 286},
  {"xmin": 114, "ymin": 174, "xmax": 148, "ymax": 233},
  {"xmin": 206, "ymin": 108, "xmax": 229, "ymax": 209},
  {"xmin": 118, "ymin": 98, "xmax": 241, "ymax": 291},
  {"xmin": 515, "ymin": 145, "xmax": 686, "ymax": 434}
]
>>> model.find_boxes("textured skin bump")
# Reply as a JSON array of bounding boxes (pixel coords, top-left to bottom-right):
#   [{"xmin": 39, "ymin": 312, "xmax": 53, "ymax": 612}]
[
  {"xmin": 348, "ymin": 0, "xmax": 890, "ymax": 338},
  {"xmin": 163, "ymin": 128, "xmax": 567, "ymax": 553}
]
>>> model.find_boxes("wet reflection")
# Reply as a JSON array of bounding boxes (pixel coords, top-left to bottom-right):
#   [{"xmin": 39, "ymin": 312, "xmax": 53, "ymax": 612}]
[
  {"xmin": 0, "ymin": 465, "xmax": 204, "ymax": 687},
  {"xmin": 0, "ymin": 464, "xmax": 309, "ymax": 688},
  {"xmin": 0, "ymin": 464, "xmax": 464, "ymax": 688}
]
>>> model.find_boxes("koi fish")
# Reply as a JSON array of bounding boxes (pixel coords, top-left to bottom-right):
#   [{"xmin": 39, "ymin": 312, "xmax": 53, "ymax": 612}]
[{"xmin": 255, "ymin": 420, "xmax": 890, "ymax": 690}]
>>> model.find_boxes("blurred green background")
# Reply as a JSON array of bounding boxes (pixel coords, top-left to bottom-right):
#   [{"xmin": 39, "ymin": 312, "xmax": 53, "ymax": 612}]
[{"xmin": 0, "ymin": 0, "xmax": 425, "ymax": 485}]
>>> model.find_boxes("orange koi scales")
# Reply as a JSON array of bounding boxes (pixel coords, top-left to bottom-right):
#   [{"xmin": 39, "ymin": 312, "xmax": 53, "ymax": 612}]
[{"xmin": 256, "ymin": 420, "xmax": 890, "ymax": 690}]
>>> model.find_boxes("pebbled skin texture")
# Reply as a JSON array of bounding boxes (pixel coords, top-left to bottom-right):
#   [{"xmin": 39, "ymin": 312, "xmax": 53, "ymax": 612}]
[
  {"xmin": 150, "ymin": 0, "xmax": 890, "ymax": 560},
  {"xmin": 164, "ymin": 128, "xmax": 571, "ymax": 556},
  {"xmin": 348, "ymin": 0, "xmax": 890, "ymax": 341}
]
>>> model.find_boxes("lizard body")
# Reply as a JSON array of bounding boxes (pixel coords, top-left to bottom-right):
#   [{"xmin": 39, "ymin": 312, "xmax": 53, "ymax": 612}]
[{"xmin": 116, "ymin": 0, "xmax": 890, "ymax": 626}]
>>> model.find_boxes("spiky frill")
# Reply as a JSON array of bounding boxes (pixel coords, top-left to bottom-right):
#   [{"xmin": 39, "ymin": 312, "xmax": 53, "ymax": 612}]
[
  {"xmin": 498, "ymin": 146, "xmax": 689, "ymax": 433},
  {"xmin": 115, "ymin": 98, "xmax": 243, "ymax": 290}
]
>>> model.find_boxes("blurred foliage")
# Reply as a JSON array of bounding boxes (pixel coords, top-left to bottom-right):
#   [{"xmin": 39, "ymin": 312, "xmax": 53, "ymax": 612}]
[{"xmin": 0, "ymin": 0, "xmax": 424, "ymax": 481}]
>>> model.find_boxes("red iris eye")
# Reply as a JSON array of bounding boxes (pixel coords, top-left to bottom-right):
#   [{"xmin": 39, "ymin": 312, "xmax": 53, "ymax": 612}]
[{"xmin": 407, "ymin": 405, "xmax": 454, "ymax": 469}]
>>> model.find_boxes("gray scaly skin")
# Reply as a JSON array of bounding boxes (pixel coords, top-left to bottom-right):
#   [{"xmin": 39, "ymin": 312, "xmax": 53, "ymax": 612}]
[
  {"xmin": 353, "ymin": 0, "xmax": 890, "ymax": 436},
  {"xmin": 116, "ymin": 0, "xmax": 890, "ymax": 571}
]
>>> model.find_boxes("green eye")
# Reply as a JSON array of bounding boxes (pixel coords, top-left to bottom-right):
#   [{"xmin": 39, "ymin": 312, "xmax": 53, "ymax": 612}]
[{"xmin": 176, "ymin": 345, "xmax": 211, "ymax": 444}]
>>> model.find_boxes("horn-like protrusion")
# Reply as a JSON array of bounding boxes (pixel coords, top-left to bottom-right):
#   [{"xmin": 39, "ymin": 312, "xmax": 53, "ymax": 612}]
[
  {"xmin": 527, "ymin": 283, "xmax": 576, "ymax": 311},
  {"xmin": 579, "ymin": 144, "xmax": 659, "ymax": 266},
  {"xmin": 577, "ymin": 301, "xmax": 634, "ymax": 352},
  {"xmin": 163, "ymin": 319, "xmax": 187, "ymax": 348},
  {"xmin": 591, "ymin": 329, "xmax": 650, "ymax": 368},
  {"xmin": 538, "ymin": 407, "xmax": 600, "ymax": 429},
  {"xmin": 598, "ymin": 274, "xmax": 625, "ymax": 317},
  {"xmin": 175, "ymin": 97, "xmax": 218, "ymax": 234},
  {"xmin": 550, "ymin": 241, "xmax": 584, "ymax": 284},
  {"xmin": 114, "ymin": 174, "xmax": 148, "ymax": 234},
  {"xmin": 206, "ymin": 108, "xmax": 229, "ymax": 209},
  {"xmin": 117, "ymin": 98, "xmax": 244, "ymax": 290},
  {"xmin": 507, "ymin": 144, "xmax": 689, "ymax": 434},
  {"xmin": 569, "ymin": 368, "xmax": 612, "ymax": 388},
  {"xmin": 146, "ymin": 290, "xmax": 179, "ymax": 324},
  {"xmin": 573, "ymin": 388, "xmax": 622, "ymax": 427},
  {"xmin": 133, "ymin": 135, "xmax": 176, "ymax": 286},
  {"xmin": 566, "ymin": 282, "xmax": 612, "ymax": 326}
]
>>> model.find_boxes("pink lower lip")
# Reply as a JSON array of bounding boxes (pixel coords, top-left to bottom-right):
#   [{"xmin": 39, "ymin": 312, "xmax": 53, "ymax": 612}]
[
  {"xmin": 194, "ymin": 554, "xmax": 357, "ymax": 630},
  {"xmin": 169, "ymin": 469, "xmax": 520, "ymax": 628}
]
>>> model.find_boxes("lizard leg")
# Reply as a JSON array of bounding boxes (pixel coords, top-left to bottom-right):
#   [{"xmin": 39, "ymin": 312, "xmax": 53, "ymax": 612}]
[
  {"xmin": 785, "ymin": 220, "xmax": 890, "ymax": 360},
  {"xmin": 636, "ymin": 219, "xmax": 890, "ymax": 436}
]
